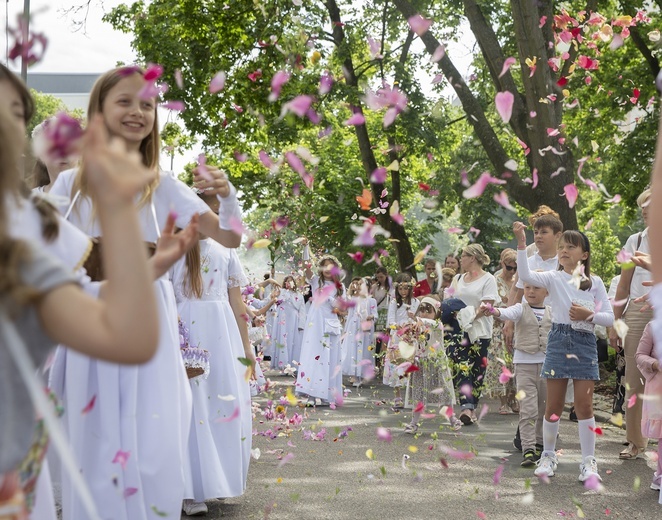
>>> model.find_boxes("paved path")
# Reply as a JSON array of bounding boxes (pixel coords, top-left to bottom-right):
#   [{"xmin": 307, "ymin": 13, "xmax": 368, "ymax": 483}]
[{"xmin": 190, "ymin": 373, "xmax": 660, "ymax": 520}]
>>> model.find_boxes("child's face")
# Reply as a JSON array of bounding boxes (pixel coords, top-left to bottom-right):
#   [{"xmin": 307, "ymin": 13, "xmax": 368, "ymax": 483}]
[
  {"xmin": 417, "ymin": 305, "xmax": 436, "ymax": 319},
  {"xmin": 320, "ymin": 260, "xmax": 337, "ymax": 279},
  {"xmin": 0, "ymin": 80, "xmax": 26, "ymax": 142},
  {"xmin": 284, "ymin": 278, "xmax": 295, "ymax": 290},
  {"xmin": 424, "ymin": 262, "xmax": 436, "ymax": 278},
  {"xmin": 533, "ymin": 226, "xmax": 561, "ymax": 255},
  {"xmin": 101, "ymin": 74, "xmax": 156, "ymax": 148},
  {"xmin": 397, "ymin": 283, "xmax": 411, "ymax": 297},
  {"xmin": 558, "ymin": 239, "xmax": 588, "ymax": 272},
  {"xmin": 523, "ymin": 283, "xmax": 547, "ymax": 306}
]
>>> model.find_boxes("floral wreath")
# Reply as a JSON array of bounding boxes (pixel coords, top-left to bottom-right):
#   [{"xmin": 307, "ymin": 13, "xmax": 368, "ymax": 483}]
[{"xmin": 316, "ymin": 253, "xmax": 343, "ymax": 272}]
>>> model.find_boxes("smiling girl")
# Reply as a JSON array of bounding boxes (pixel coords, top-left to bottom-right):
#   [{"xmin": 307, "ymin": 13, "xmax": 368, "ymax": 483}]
[
  {"xmin": 48, "ymin": 66, "xmax": 242, "ymax": 520},
  {"xmin": 514, "ymin": 222, "xmax": 613, "ymax": 482}
]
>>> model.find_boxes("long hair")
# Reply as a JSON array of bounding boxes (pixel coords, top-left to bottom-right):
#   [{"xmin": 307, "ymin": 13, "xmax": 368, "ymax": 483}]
[
  {"xmin": 0, "ymin": 104, "xmax": 38, "ymax": 306},
  {"xmin": 374, "ymin": 266, "xmax": 390, "ymax": 291},
  {"xmin": 394, "ymin": 272, "xmax": 413, "ymax": 307},
  {"xmin": 0, "ymin": 64, "xmax": 34, "ymax": 126},
  {"xmin": 318, "ymin": 258, "xmax": 343, "ymax": 297},
  {"xmin": 559, "ymin": 230, "xmax": 592, "ymax": 291},
  {"xmin": 72, "ymin": 66, "xmax": 160, "ymax": 209},
  {"xmin": 282, "ymin": 275, "xmax": 296, "ymax": 292},
  {"xmin": 182, "ymin": 241, "xmax": 203, "ymax": 299}
]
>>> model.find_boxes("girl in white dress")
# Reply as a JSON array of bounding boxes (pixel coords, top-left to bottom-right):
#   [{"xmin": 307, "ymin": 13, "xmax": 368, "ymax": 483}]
[
  {"xmin": 270, "ymin": 275, "xmax": 306, "ymax": 371},
  {"xmin": 404, "ymin": 297, "xmax": 460, "ymax": 433},
  {"xmin": 295, "ymin": 243, "xmax": 346, "ymax": 406},
  {"xmin": 48, "ymin": 67, "xmax": 242, "ymax": 520},
  {"xmin": 341, "ymin": 278, "xmax": 378, "ymax": 385},
  {"xmin": 171, "ymin": 193, "xmax": 254, "ymax": 514},
  {"xmin": 384, "ymin": 273, "xmax": 420, "ymax": 408}
]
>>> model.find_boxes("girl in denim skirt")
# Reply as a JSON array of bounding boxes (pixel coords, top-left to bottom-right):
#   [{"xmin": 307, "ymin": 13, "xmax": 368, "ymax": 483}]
[{"xmin": 513, "ymin": 223, "xmax": 614, "ymax": 483}]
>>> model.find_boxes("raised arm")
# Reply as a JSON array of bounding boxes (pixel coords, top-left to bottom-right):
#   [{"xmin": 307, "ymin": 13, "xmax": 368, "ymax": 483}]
[
  {"xmin": 38, "ymin": 116, "xmax": 158, "ymax": 364},
  {"xmin": 193, "ymin": 166, "xmax": 242, "ymax": 248},
  {"xmin": 513, "ymin": 222, "xmax": 553, "ymax": 288}
]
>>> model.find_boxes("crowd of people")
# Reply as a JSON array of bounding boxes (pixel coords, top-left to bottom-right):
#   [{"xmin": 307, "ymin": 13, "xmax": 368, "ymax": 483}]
[{"xmin": 0, "ymin": 56, "xmax": 662, "ymax": 520}]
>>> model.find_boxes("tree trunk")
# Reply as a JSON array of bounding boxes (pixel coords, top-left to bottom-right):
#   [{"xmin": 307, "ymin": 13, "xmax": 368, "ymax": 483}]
[
  {"xmin": 393, "ymin": 0, "xmax": 579, "ymax": 230},
  {"xmin": 325, "ymin": 0, "xmax": 416, "ymax": 272}
]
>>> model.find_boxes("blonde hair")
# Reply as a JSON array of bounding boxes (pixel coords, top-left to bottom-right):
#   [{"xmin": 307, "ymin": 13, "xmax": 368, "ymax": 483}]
[
  {"xmin": 72, "ymin": 66, "xmax": 160, "ymax": 209},
  {"xmin": 527, "ymin": 205, "xmax": 560, "ymax": 226},
  {"xmin": 637, "ymin": 188, "xmax": 651, "ymax": 208},
  {"xmin": 0, "ymin": 104, "xmax": 38, "ymax": 306},
  {"xmin": 440, "ymin": 268, "xmax": 455, "ymax": 283},
  {"xmin": 500, "ymin": 248, "xmax": 517, "ymax": 265},
  {"xmin": 462, "ymin": 244, "xmax": 490, "ymax": 267}
]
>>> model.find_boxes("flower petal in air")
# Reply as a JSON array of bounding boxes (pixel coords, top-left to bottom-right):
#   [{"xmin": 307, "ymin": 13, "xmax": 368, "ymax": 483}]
[
  {"xmin": 281, "ymin": 95, "xmax": 314, "ymax": 118},
  {"xmin": 344, "ymin": 112, "xmax": 366, "ymax": 126},
  {"xmin": 268, "ymin": 70, "xmax": 291, "ymax": 102},
  {"xmin": 499, "ymin": 57, "xmax": 517, "ymax": 78},
  {"xmin": 376, "ymin": 427, "xmax": 392, "ymax": 442},
  {"xmin": 209, "ymin": 71, "xmax": 226, "ymax": 93},
  {"xmin": 370, "ymin": 167, "xmax": 387, "ymax": 183},
  {"xmin": 493, "ymin": 191, "xmax": 517, "ymax": 212},
  {"xmin": 143, "ymin": 63, "xmax": 163, "ymax": 81},
  {"xmin": 160, "ymin": 100, "xmax": 185, "ymax": 112},
  {"xmin": 389, "ymin": 200, "xmax": 404, "ymax": 226},
  {"xmin": 319, "ymin": 71, "xmax": 334, "ymax": 95},
  {"xmin": 462, "ymin": 172, "xmax": 505, "ymax": 199},
  {"xmin": 563, "ymin": 184, "xmax": 579, "ymax": 208},
  {"xmin": 408, "ymin": 14, "xmax": 432, "ymax": 36},
  {"xmin": 214, "ymin": 405, "xmax": 240, "ymax": 423},
  {"xmin": 495, "ymin": 91, "xmax": 514, "ymax": 123},
  {"xmin": 430, "ymin": 44, "xmax": 445, "ymax": 63}
]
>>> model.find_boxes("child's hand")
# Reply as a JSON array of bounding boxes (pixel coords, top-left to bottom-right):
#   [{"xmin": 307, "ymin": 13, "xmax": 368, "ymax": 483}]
[
  {"xmin": 82, "ymin": 115, "xmax": 156, "ymax": 207},
  {"xmin": 479, "ymin": 302, "xmax": 496, "ymax": 316},
  {"xmin": 569, "ymin": 303, "xmax": 594, "ymax": 321},
  {"xmin": 193, "ymin": 165, "xmax": 232, "ymax": 198},
  {"xmin": 151, "ymin": 213, "xmax": 200, "ymax": 279},
  {"xmin": 512, "ymin": 221, "xmax": 527, "ymax": 246}
]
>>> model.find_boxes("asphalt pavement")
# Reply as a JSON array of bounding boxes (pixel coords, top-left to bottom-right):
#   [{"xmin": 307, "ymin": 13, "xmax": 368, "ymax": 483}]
[{"xmin": 191, "ymin": 372, "xmax": 661, "ymax": 520}]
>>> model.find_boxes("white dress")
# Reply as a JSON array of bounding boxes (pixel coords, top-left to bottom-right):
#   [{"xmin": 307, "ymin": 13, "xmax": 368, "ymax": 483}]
[
  {"xmin": 172, "ymin": 239, "xmax": 252, "ymax": 500},
  {"xmin": 269, "ymin": 289, "xmax": 306, "ymax": 370},
  {"xmin": 48, "ymin": 169, "xmax": 213, "ymax": 520},
  {"xmin": 340, "ymin": 296, "xmax": 378, "ymax": 377},
  {"xmin": 295, "ymin": 276, "xmax": 345, "ymax": 402},
  {"xmin": 383, "ymin": 298, "xmax": 420, "ymax": 387}
]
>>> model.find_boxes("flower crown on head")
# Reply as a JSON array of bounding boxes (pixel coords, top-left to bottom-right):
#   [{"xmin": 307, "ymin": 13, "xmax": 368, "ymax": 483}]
[
  {"xmin": 394, "ymin": 281, "xmax": 414, "ymax": 288},
  {"xmin": 317, "ymin": 253, "xmax": 342, "ymax": 271}
]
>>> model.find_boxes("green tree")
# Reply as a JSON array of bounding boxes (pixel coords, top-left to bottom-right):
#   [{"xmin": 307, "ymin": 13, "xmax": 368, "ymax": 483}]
[{"xmin": 29, "ymin": 90, "xmax": 84, "ymax": 134}]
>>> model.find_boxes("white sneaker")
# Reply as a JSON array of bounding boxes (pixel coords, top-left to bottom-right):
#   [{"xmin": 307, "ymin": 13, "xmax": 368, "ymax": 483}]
[
  {"xmin": 182, "ymin": 499, "xmax": 208, "ymax": 516},
  {"xmin": 534, "ymin": 452, "xmax": 558, "ymax": 477},
  {"xmin": 651, "ymin": 472, "xmax": 660, "ymax": 491},
  {"xmin": 578, "ymin": 456, "xmax": 602, "ymax": 482}
]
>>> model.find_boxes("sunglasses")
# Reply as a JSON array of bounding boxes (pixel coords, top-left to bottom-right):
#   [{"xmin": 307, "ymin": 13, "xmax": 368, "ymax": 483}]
[{"xmin": 504, "ymin": 265, "xmax": 517, "ymax": 272}]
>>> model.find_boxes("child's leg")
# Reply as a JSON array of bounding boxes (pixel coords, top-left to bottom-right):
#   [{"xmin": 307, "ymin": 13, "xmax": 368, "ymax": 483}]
[
  {"xmin": 411, "ymin": 402, "xmax": 423, "ymax": 425},
  {"xmin": 536, "ymin": 370, "xmax": 547, "ymax": 447},
  {"xmin": 573, "ymin": 380, "xmax": 596, "ymax": 459},
  {"xmin": 543, "ymin": 379, "xmax": 568, "ymax": 454},
  {"xmin": 656, "ymin": 442, "xmax": 662, "ymax": 486},
  {"xmin": 514, "ymin": 363, "xmax": 538, "ymax": 452}
]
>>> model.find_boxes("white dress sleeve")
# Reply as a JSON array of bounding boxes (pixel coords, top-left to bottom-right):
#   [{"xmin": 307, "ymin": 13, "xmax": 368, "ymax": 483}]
[
  {"xmin": 387, "ymin": 300, "xmax": 397, "ymax": 327},
  {"xmin": 591, "ymin": 276, "xmax": 614, "ymax": 327},
  {"xmin": 227, "ymin": 249, "xmax": 248, "ymax": 288},
  {"xmin": 497, "ymin": 303, "xmax": 523, "ymax": 323},
  {"xmin": 157, "ymin": 172, "xmax": 211, "ymax": 229}
]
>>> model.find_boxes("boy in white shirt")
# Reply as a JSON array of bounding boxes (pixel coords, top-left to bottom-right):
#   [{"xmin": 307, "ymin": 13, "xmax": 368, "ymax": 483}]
[{"xmin": 485, "ymin": 282, "xmax": 551, "ymax": 467}]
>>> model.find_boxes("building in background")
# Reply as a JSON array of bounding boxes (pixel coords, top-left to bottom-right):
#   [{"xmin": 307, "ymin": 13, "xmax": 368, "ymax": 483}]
[{"xmin": 27, "ymin": 72, "xmax": 99, "ymax": 111}]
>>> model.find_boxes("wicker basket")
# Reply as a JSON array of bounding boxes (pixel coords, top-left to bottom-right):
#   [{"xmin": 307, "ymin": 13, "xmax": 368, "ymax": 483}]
[{"xmin": 186, "ymin": 366, "xmax": 205, "ymax": 379}]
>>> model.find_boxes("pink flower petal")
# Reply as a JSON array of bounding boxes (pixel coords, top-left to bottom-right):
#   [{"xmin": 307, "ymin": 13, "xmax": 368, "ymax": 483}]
[
  {"xmin": 408, "ymin": 14, "xmax": 433, "ymax": 36},
  {"xmin": 448, "ymin": 227, "xmax": 463, "ymax": 234},
  {"xmin": 345, "ymin": 112, "xmax": 366, "ymax": 126},
  {"xmin": 532, "ymin": 168, "xmax": 539, "ymax": 189},
  {"xmin": 209, "ymin": 71, "xmax": 226, "ymax": 93},
  {"xmin": 174, "ymin": 69, "xmax": 183, "ymax": 89},
  {"xmin": 160, "ymin": 100, "xmax": 185, "ymax": 112},
  {"xmin": 430, "ymin": 44, "xmax": 445, "ymax": 63},
  {"xmin": 376, "ymin": 427, "xmax": 392, "ymax": 442},
  {"xmin": 112, "ymin": 449, "xmax": 131, "ymax": 471},
  {"xmin": 123, "ymin": 487, "xmax": 138, "ymax": 499},
  {"xmin": 281, "ymin": 95, "xmax": 314, "ymax": 118},
  {"xmin": 493, "ymin": 464, "xmax": 505, "ymax": 485},
  {"xmin": 370, "ymin": 167, "xmax": 387, "ymax": 183},
  {"xmin": 498, "ymin": 365, "xmax": 513, "ymax": 384},
  {"xmin": 268, "ymin": 70, "xmax": 291, "ymax": 102},
  {"xmin": 627, "ymin": 394, "xmax": 637, "ymax": 409},
  {"xmin": 81, "ymin": 394, "xmax": 96, "ymax": 415},
  {"xmin": 563, "ymin": 184, "xmax": 578, "ymax": 209},
  {"xmin": 143, "ymin": 63, "xmax": 163, "ymax": 81},
  {"xmin": 499, "ymin": 57, "xmax": 517, "ymax": 78},
  {"xmin": 495, "ymin": 91, "xmax": 514, "ymax": 123},
  {"xmin": 197, "ymin": 154, "xmax": 212, "ymax": 181},
  {"xmin": 214, "ymin": 405, "xmax": 240, "ymax": 423},
  {"xmin": 493, "ymin": 191, "xmax": 517, "ymax": 212},
  {"xmin": 258, "ymin": 150, "xmax": 275, "ymax": 170},
  {"xmin": 319, "ymin": 71, "xmax": 334, "ymax": 95},
  {"xmin": 462, "ymin": 172, "xmax": 506, "ymax": 198},
  {"xmin": 368, "ymin": 37, "xmax": 383, "ymax": 59}
]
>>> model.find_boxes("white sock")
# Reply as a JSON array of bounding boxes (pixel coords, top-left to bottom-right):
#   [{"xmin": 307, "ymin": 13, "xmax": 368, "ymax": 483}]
[
  {"xmin": 411, "ymin": 410, "xmax": 421, "ymax": 425},
  {"xmin": 578, "ymin": 417, "xmax": 596, "ymax": 460},
  {"xmin": 542, "ymin": 418, "xmax": 560, "ymax": 456}
]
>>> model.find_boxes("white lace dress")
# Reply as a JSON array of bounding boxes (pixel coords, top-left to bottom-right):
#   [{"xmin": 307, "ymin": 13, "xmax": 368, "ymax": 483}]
[
  {"xmin": 295, "ymin": 276, "xmax": 346, "ymax": 402},
  {"xmin": 172, "ymin": 238, "xmax": 252, "ymax": 500},
  {"xmin": 269, "ymin": 289, "xmax": 306, "ymax": 370}
]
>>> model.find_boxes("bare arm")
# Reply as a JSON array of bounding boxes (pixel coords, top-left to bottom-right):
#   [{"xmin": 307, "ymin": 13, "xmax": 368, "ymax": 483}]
[
  {"xmin": 38, "ymin": 116, "xmax": 158, "ymax": 364},
  {"xmin": 229, "ymin": 286, "xmax": 256, "ymax": 377}
]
